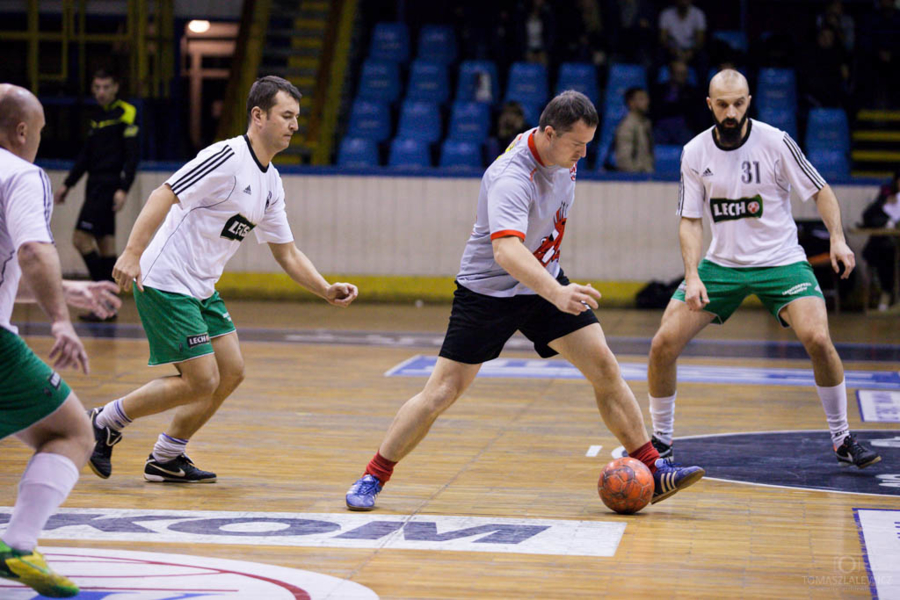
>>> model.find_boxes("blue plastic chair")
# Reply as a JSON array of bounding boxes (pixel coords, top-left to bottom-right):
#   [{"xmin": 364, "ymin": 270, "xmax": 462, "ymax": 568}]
[
  {"xmin": 656, "ymin": 65, "xmax": 699, "ymax": 87},
  {"xmin": 456, "ymin": 60, "xmax": 500, "ymax": 104},
  {"xmin": 712, "ymin": 30, "xmax": 749, "ymax": 53},
  {"xmin": 448, "ymin": 101, "xmax": 491, "ymax": 143},
  {"xmin": 505, "ymin": 62, "xmax": 549, "ymax": 107},
  {"xmin": 348, "ymin": 99, "xmax": 391, "ymax": 142},
  {"xmin": 757, "ymin": 105, "xmax": 798, "ymax": 139},
  {"xmin": 369, "ymin": 22, "xmax": 410, "ymax": 63},
  {"xmin": 389, "ymin": 138, "xmax": 431, "ymax": 168},
  {"xmin": 358, "ymin": 60, "xmax": 401, "ymax": 103},
  {"xmin": 806, "ymin": 148, "xmax": 849, "ymax": 181},
  {"xmin": 406, "ymin": 60, "xmax": 450, "ymax": 104},
  {"xmin": 417, "ymin": 25, "xmax": 457, "ymax": 64},
  {"xmin": 805, "ymin": 108, "xmax": 849, "ymax": 153},
  {"xmin": 440, "ymin": 139, "xmax": 482, "ymax": 170},
  {"xmin": 655, "ymin": 144, "xmax": 683, "ymax": 175},
  {"xmin": 556, "ymin": 62, "xmax": 599, "ymax": 104},
  {"xmin": 338, "ymin": 137, "xmax": 379, "ymax": 167},
  {"xmin": 756, "ymin": 68, "xmax": 797, "ymax": 112},
  {"xmin": 396, "ymin": 100, "xmax": 442, "ymax": 143}
]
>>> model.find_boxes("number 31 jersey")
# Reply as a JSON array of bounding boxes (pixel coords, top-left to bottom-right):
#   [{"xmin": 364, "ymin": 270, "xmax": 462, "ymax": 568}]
[
  {"xmin": 677, "ymin": 119, "xmax": 826, "ymax": 267},
  {"xmin": 141, "ymin": 135, "xmax": 294, "ymax": 300}
]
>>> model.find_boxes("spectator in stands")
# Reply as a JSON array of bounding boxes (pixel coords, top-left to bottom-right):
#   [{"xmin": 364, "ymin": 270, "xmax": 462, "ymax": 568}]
[
  {"xmin": 801, "ymin": 26, "xmax": 851, "ymax": 109},
  {"xmin": 606, "ymin": 0, "xmax": 656, "ymax": 68},
  {"xmin": 652, "ymin": 60, "xmax": 702, "ymax": 145},
  {"xmin": 859, "ymin": 0, "xmax": 900, "ymax": 109},
  {"xmin": 658, "ymin": 0, "xmax": 706, "ymax": 67},
  {"xmin": 494, "ymin": 101, "xmax": 528, "ymax": 153},
  {"xmin": 615, "ymin": 87, "xmax": 654, "ymax": 173},
  {"xmin": 489, "ymin": 7, "xmax": 523, "ymax": 75},
  {"xmin": 558, "ymin": 0, "xmax": 606, "ymax": 65},
  {"xmin": 523, "ymin": 0, "xmax": 555, "ymax": 66},
  {"xmin": 861, "ymin": 170, "xmax": 900, "ymax": 311},
  {"xmin": 816, "ymin": 0, "xmax": 855, "ymax": 52}
]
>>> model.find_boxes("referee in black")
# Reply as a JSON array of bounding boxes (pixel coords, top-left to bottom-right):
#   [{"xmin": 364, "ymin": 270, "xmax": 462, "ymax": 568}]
[{"xmin": 54, "ymin": 69, "xmax": 139, "ymax": 321}]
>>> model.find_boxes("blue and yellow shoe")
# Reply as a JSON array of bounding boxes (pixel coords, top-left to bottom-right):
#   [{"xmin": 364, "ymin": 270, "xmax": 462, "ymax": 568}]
[
  {"xmin": 651, "ymin": 458, "xmax": 705, "ymax": 504},
  {"xmin": 346, "ymin": 474, "xmax": 383, "ymax": 511},
  {"xmin": 0, "ymin": 541, "xmax": 78, "ymax": 597}
]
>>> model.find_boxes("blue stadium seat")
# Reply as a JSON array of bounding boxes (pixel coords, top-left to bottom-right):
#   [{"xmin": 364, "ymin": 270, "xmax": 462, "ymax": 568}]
[
  {"xmin": 448, "ymin": 101, "xmax": 491, "ymax": 143},
  {"xmin": 807, "ymin": 148, "xmax": 849, "ymax": 181},
  {"xmin": 406, "ymin": 60, "xmax": 450, "ymax": 104},
  {"xmin": 348, "ymin": 99, "xmax": 391, "ymax": 142},
  {"xmin": 396, "ymin": 100, "xmax": 442, "ymax": 143},
  {"xmin": 456, "ymin": 60, "xmax": 500, "ymax": 104},
  {"xmin": 389, "ymin": 138, "xmax": 431, "ymax": 168},
  {"xmin": 505, "ymin": 62, "xmax": 549, "ymax": 107},
  {"xmin": 338, "ymin": 137, "xmax": 379, "ymax": 167},
  {"xmin": 712, "ymin": 30, "xmax": 748, "ymax": 54},
  {"xmin": 358, "ymin": 60, "xmax": 401, "ymax": 103},
  {"xmin": 440, "ymin": 139, "xmax": 482, "ymax": 170},
  {"xmin": 758, "ymin": 105, "xmax": 798, "ymax": 139},
  {"xmin": 756, "ymin": 68, "xmax": 797, "ymax": 112},
  {"xmin": 655, "ymin": 144, "xmax": 682, "ymax": 175},
  {"xmin": 556, "ymin": 62, "xmax": 599, "ymax": 104},
  {"xmin": 603, "ymin": 63, "xmax": 648, "ymax": 132},
  {"xmin": 417, "ymin": 25, "xmax": 457, "ymax": 64},
  {"xmin": 805, "ymin": 108, "xmax": 849, "ymax": 153},
  {"xmin": 656, "ymin": 65, "xmax": 699, "ymax": 86},
  {"xmin": 369, "ymin": 22, "xmax": 410, "ymax": 63},
  {"xmin": 518, "ymin": 102, "xmax": 543, "ymax": 129}
]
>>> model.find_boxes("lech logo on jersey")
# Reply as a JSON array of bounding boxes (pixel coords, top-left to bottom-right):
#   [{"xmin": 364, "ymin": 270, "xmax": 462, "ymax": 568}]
[
  {"xmin": 710, "ymin": 194, "xmax": 763, "ymax": 223},
  {"xmin": 221, "ymin": 213, "xmax": 256, "ymax": 241}
]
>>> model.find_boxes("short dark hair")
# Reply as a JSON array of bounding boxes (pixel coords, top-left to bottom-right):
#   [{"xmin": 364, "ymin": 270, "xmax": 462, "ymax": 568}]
[
  {"xmin": 246, "ymin": 75, "xmax": 302, "ymax": 124},
  {"xmin": 92, "ymin": 69, "xmax": 118, "ymax": 83},
  {"xmin": 538, "ymin": 90, "xmax": 598, "ymax": 133},
  {"xmin": 624, "ymin": 87, "xmax": 646, "ymax": 105}
]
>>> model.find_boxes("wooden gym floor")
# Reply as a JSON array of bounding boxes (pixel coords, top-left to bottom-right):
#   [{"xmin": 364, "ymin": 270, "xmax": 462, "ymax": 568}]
[{"xmin": 2, "ymin": 300, "xmax": 899, "ymax": 599}]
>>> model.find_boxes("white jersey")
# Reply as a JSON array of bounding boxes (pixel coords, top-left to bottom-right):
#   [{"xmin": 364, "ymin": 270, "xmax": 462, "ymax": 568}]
[
  {"xmin": 457, "ymin": 128, "xmax": 576, "ymax": 297},
  {"xmin": 0, "ymin": 147, "xmax": 54, "ymax": 334},
  {"xmin": 142, "ymin": 135, "xmax": 294, "ymax": 299},
  {"xmin": 678, "ymin": 119, "xmax": 825, "ymax": 267}
]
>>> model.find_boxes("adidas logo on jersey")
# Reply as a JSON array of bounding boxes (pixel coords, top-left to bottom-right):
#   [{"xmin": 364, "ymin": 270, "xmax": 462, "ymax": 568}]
[
  {"xmin": 702, "ymin": 168, "xmax": 714, "ymax": 177},
  {"xmin": 243, "ymin": 184, "xmax": 252, "ymax": 195}
]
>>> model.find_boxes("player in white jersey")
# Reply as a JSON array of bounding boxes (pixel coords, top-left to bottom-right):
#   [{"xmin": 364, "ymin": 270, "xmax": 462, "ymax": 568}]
[
  {"xmin": 345, "ymin": 91, "xmax": 705, "ymax": 511},
  {"xmin": 0, "ymin": 84, "xmax": 121, "ymax": 597},
  {"xmin": 646, "ymin": 70, "xmax": 880, "ymax": 468},
  {"xmin": 86, "ymin": 76, "xmax": 358, "ymax": 483}
]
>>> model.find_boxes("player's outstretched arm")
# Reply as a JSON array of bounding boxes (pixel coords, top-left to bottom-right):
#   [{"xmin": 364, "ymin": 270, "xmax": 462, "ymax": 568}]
[
  {"xmin": 492, "ymin": 235, "xmax": 600, "ymax": 315},
  {"xmin": 113, "ymin": 184, "xmax": 179, "ymax": 292},
  {"xmin": 268, "ymin": 241, "xmax": 358, "ymax": 307},
  {"xmin": 679, "ymin": 217, "xmax": 709, "ymax": 310},
  {"xmin": 813, "ymin": 184, "xmax": 855, "ymax": 279}
]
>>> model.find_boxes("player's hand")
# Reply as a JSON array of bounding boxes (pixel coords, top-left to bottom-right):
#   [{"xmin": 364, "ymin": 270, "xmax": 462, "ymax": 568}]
[
  {"xmin": 53, "ymin": 185, "xmax": 68, "ymax": 205},
  {"xmin": 49, "ymin": 320, "xmax": 89, "ymax": 375},
  {"xmin": 830, "ymin": 239, "xmax": 855, "ymax": 279},
  {"xmin": 63, "ymin": 280, "xmax": 122, "ymax": 318},
  {"xmin": 112, "ymin": 189, "xmax": 127, "ymax": 212},
  {"xmin": 552, "ymin": 283, "xmax": 601, "ymax": 315},
  {"xmin": 684, "ymin": 276, "xmax": 709, "ymax": 311},
  {"xmin": 325, "ymin": 282, "xmax": 358, "ymax": 308},
  {"xmin": 112, "ymin": 250, "xmax": 143, "ymax": 293}
]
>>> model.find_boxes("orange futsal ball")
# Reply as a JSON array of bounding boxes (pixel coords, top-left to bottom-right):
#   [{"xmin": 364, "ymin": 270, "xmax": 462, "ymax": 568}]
[{"xmin": 598, "ymin": 457, "xmax": 654, "ymax": 514}]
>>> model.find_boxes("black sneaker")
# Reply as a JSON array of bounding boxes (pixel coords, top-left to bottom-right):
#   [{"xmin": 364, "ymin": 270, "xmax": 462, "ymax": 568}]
[
  {"xmin": 651, "ymin": 435, "xmax": 673, "ymax": 460},
  {"xmin": 144, "ymin": 454, "xmax": 217, "ymax": 483},
  {"xmin": 87, "ymin": 408, "xmax": 121, "ymax": 479},
  {"xmin": 834, "ymin": 435, "xmax": 881, "ymax": 469}
]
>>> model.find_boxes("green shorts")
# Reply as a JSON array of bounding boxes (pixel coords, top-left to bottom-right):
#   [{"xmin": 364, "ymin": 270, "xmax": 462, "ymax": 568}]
[
  {"xmin": 672, "ymin": 259, "xmax": 825, "ymax": 327},
  {"xmin": 134, "ymin": 285, "xmax": 236, "ymax": 366},
  {"xmin": 0, "ymin": 327, "xmax": 71, "ymax": 440}
]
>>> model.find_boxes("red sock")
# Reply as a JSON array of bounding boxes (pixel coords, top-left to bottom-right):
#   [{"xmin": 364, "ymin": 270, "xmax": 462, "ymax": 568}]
[
  {"xmin": 364, "ymin": 451, "xmax": 396, "ymax": 484},
  {"xmin": 629, "ymin": 441, "xmax": 660, "ymax": 473}
]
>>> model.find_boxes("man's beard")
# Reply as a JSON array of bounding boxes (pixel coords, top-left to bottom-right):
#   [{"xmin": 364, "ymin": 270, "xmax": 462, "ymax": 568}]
[{"xmin": 713, "ymin": 112, "xmax": 748, "ymax": 146}]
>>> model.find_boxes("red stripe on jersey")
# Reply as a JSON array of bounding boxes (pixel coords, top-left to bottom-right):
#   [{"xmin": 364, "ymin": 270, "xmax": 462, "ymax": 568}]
[
  {"xmin": 527, "ymin": 131, "xmax": 545, "ymax": 167},
  {"xmin": 490, "ymin": 229, "xmax": 526, "ymax": 241}
]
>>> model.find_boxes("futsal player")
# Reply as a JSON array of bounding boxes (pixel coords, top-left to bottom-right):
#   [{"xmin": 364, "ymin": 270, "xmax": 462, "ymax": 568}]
[
  {"xmin": 345, "ymin": 91, "xmax": 706, "ymax": 511},
  {"xmin": 645, "ymin": 69, "xmax": 880, "ymax": 468},
  {"xmin": 87, "ymin": 76, "xmax": 358, "ymax": 482}
]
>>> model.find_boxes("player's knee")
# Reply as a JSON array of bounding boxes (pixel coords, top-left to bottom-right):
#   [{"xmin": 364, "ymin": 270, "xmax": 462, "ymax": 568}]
[
  {"xmin": 75, "ymin": 416, "xmax": 95, "ymax": 461},
  {"xmin": 801, "ymin": 329, "xmax": 833, "ymax": 356},
  {"xmin": 424, "ymin": 381, "xmax": 462, "ymax": 414},
  {"xmin": 650, "ymin": 331, "xmax": 679, "ymax": 364},
  {"xmin": 186, "ymin": 369, "xmax": 220, "ymax": 398},
  {"xmin": 220, "ymin": 361, "xmax": 245, "ymax": 390}
]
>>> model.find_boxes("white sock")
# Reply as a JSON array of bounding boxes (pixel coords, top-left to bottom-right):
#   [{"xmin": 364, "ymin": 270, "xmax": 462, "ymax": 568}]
[
  {"xmin": 817, "ymin": 379, "xmax": 850, "ymax": 447},
  {"xmin": 95, "ymin": 398, "xmax": 132, "ymax": 431},
  {"xmin": 649, "ymin": 393, "xmax": 677, "ymax": 446},
  {"xmin": 1, "ymin": 453, "xmax": 79, "ymax": 552},
  {"xmin": 151, "ymin": 433, "xmax": 188, "ymax": 463}
]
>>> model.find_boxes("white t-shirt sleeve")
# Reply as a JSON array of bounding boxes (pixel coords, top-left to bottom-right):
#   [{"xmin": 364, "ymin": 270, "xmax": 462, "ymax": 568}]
[
  {"xmin": 779, "ymin": 133, "xmax": 826, "ymax": 201},
  {"xmin": 487, "ymin": 175, "xmax": 532, "ymax": 240},
  {"xmin": 254, "ymin": 175, "xmax": 294, "ymax": 244},
  {"xmin": 693, "ymin": 7, "xmax": 707, "ymax": 32},
  {"xmin": 165, "ymin": 143, "xmax": 237, "ymax": 208},
  {"xmin": 5, "ymin": 169, "xmax": 54, "ymax": 250},
  {"xmin": 677, "ymin": 149, "xmax": 705, "ymax": 218}
]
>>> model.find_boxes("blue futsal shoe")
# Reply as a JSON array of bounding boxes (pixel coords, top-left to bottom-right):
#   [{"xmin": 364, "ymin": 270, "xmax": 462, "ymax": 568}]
[
  {"xmin": 651, "ymin": 458, "xmax": 705, "ymax": 504},
  {"xmin": 346, "ymin": 474, "xmax": 383, "ymax": 511}
]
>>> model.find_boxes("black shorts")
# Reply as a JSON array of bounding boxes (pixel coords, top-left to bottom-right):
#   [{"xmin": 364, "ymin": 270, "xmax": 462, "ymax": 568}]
[
  {"xmin": 76, "ymin": 178, "xmax": 118, "ymax": 237},
  {"xmin": 439, "ymin": 270, "xmax": 599, "ymax": 364}
]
